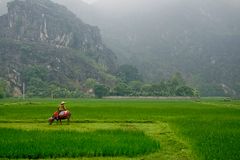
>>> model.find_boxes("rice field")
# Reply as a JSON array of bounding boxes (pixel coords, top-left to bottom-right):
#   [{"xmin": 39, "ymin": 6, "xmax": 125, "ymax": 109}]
[
  {"xmin": 0, "ymin": 128, "xmax": 159, "ymax": 158},
  {"xmin": 0, "ymin": 98, "xmax": 240, "ymax": 160}
]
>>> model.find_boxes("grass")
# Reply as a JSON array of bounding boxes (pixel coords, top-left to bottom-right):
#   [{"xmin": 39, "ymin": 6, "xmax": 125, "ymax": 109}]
[
  {"xmin": 0, "ymin": 122, "xmax": 190, "ymax": 160},
  {"xmin": 0, "ymin": 128, "xmax": 159, "ymax": 158},
  {"xmin": 172, "ymin": 112, "xmax": 240, "ymax": 160},
  {"xmin": 0, "ymin": 98, "xmax": 240, "ymax": 159}
]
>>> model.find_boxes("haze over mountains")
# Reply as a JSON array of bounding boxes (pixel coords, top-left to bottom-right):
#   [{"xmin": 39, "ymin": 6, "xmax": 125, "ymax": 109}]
[
  {"xmin": 55, "ymin": 0, "xmax": 240, "ymax": 96},
  {"xmin": 0, "ymin": 0, "xmax": 240, "ymax": 96}
]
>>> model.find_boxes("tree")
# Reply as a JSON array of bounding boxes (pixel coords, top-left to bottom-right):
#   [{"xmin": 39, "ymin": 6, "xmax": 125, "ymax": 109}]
[
  {"xmin": 26, "ymin": 77, "xmax": 49, "ymax": 97},
  {"xmin": 84, "ymin": 78, "xmax": 97, "ymax": 89},
  {"xmin": 172, "ymin": 72, "xmax": 186, "ymax": 86},
  {"xmin": 113, "ymin": 82, "xmax": 131, "ymax": 96},
  {"xmin": 167, "ymin": 72, "xmax": 186, "ymax": 96},
  {"xmin": 117, "ymin": 65, "xmax": 142, "ymax": 83},
  {"xmin": 0, "ymin": 80, "xmax": 9, "ymax": 98},
  {"xmin": 129, "ymin": 81, "xmax": 143, "ymax": 95},
  {"xmin": 21, "ymin": 65, "xmax": 48, "ymax": 83},
  {"xmin": 94, "ymin": 84, "xmax": 109, "ymax": 98},
  {"xmin": 176, "ymin": 86, "xmax": 195, "ymax": 96},
  {"xmin": 0, "ymin": 80, "xmax": 5, "ymax": 98}
]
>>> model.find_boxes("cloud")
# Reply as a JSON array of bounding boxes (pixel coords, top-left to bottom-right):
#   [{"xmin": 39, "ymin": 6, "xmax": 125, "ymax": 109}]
[{"xmin": 81, "ymin": 0, "xmax": 98, "ymax": 4}]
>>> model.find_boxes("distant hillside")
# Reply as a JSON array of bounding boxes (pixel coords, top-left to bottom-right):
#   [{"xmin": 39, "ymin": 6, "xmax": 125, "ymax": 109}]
[
  {"xmin": 0, "ymin": 0, "xmax": 9, "ymax": 15},
  {"xmin": 0, "ymin": 0, "xmax": 117, "ymax": 97},
  {"xmin": 53, "ymin": 0, "xmax": 240, "ymax": 97}
]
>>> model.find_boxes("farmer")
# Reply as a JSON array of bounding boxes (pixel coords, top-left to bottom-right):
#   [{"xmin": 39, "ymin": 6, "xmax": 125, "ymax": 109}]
[{"xmin": 57, "ymin": 101, "xmax": 67, "ymax": 118}]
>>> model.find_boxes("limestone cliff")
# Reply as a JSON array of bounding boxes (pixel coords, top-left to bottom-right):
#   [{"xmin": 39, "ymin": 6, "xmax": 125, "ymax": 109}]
[{"xmin": 0, "ymin": 0, "xmax": 117, "ymax": 97}]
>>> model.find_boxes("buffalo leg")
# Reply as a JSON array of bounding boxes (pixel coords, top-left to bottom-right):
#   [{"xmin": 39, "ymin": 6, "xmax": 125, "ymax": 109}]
[{"xmin": 67, "ymin": 118, "xmax": 70, "ymax": 125}]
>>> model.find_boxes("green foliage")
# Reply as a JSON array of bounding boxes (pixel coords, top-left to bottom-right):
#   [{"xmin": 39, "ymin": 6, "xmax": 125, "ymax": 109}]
[
  {"xmin": 113, "ymin": 82, "xmax": 131, "ymax": 96},
  {"xmin": 167, "ymin": 72, "xmax": 186, "ymax": 94},
  {"xmin": 48, "ymin": 86, "xmax": 84, "ymax": 98},
  {"xmin": 26, "ymin": 77, "xmax": 48, "ymax": 97},
  {"xmin": 112, "ymin": 72, "xmax": 196, "ymax": 97},
  {"xmin": 84, "ymin": 78, "xmax": 97, "ymax": 89},
  {"xmin": 176, "ymin": 86, "xmax": 195, "ymax": 96},
  {"xmin": 200, "ymin": 84, "xmax": 226, "ymax": 96},
  {"xmin": 0, "ymin": 128, "xmax": 160, "ymax": 158},
  {"xmin": 233, "ymin": 83, "xmax": 240, "ymax": 99},
  {"xmin": 0, "ymin": 38, "xmax": 119, "ymax": 98},
  {"xmin": 141, "ymin": 84, "xmax": 153, "ymax": 96},
  {"xmin": 128, "ymin": 81, "xmax": 143, "ymax": 96},
  {"xmin": 94, "ymin": 84, "xmax": 109, "ymax": 98},
  {"xmin": 0, "ymin": 79, "xmax": 10, "ymax": 98},
  {"xmin": 0, "ymin": 81, "xmax": 5, "ymax": 99},
  {"xmin": 117, "ymin": 65, "xmax": 142, "ymax": 83},
  {"xmin": 21, "ymin": 66, "xmax": 48, "ymax": 83}
]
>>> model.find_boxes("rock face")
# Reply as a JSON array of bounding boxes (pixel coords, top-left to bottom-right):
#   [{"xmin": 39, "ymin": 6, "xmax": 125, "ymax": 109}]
[
  {"xmin": 0, "ymin": 0, "xmax": 117, "ymax": 96},
  {"xmin": 2, "ymin": 0, "xmax": 97, "ymax": 49},
  {"xmin": 0, "ymin": 0, "xmax": 117, "ymax": 67}
]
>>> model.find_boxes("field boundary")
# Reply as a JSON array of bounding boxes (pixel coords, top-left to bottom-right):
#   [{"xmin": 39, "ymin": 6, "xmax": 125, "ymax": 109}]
[
  {"xmin": 0, "ymin": 122, "xmax": 195, "ymax": 160},
  {"xmin": 104, "ymin": 96, "xmax": 195, "ymax": 99},
  {"xmin": 0, "ymin": 120, "xmax": 155, "ymax": 124}
]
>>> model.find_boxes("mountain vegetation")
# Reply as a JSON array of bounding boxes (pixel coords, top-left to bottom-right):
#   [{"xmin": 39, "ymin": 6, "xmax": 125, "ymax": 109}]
[
  {"xmin": 0, "ymin": 0, "xmax": 118, "ymax": 97},
  {"xmin": 52, "ymin": 0, "xmax": 240, "ymax": 97},
  {"xmin": 0, "ymin": 0, "xmax": 205, "ymax": 98}
]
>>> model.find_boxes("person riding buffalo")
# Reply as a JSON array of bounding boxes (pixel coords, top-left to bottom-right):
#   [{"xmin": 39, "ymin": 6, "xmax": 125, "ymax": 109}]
[
  {"xmin": 57, "ymin": 101, "xmax": 67, "ymax": 118},
  {"xmin": 49, "ymin": 101, "xmax": 71, "ymax": 125}
]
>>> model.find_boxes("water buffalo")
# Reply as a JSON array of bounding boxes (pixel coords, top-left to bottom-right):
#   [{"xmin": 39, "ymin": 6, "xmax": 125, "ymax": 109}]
[{"xmin": 49, "ymin": 110, "xmax": 71, "ymax": 125}]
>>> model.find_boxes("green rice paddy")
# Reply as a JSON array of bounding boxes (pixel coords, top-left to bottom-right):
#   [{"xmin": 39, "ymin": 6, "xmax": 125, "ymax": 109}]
[
  {"xmin": 0, "ymin": 128, "xmax": 159, "ymax": 158},
  {"xmin": 0, "ymin": 98, "xmax": 240, "ymax": 160}
]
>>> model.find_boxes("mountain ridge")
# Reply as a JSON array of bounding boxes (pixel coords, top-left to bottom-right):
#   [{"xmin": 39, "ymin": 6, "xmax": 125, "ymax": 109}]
[
  {"xmin": 0, "ymin": 0, "xmax": 117, "ymax": 97},
  {"xmin": 53, "ymin": 0, "xmax": 240, "ymax": 96}
]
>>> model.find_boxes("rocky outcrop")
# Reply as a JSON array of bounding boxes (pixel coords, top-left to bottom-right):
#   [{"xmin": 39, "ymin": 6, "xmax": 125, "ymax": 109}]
[
  {"xmin": 1, "ymin": 0, "xmax": 94, "ymax": 49},
  {"xmin": 0, "ymin": 0, "xmax": 117, "ymax": 70},
  {"xmin": 0, "ymin": 0, "xmax": 117, "ymax": 96}
]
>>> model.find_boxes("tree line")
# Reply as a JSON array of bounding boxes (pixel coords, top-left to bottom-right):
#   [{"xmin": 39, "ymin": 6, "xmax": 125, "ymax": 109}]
[
  {"xmin": 0, "ymin": 65, "xmax": 198, "ymax": 99},
  {"xmin": 93, "ymin": 65, "xmax": 198, "ymax": 98}
]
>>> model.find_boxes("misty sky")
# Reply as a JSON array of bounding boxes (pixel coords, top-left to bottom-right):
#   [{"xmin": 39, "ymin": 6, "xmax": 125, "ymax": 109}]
[
  {"xmin": 1, "ymin": 0, "xmax": 240, "ymax": 13},
  {"xmin": 0, "ymin": 0, "xmax": 240, "ymax": 94},
  {"xmin": 81, "ymin": 0, "xmax": 98, "ymax": 4}
]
